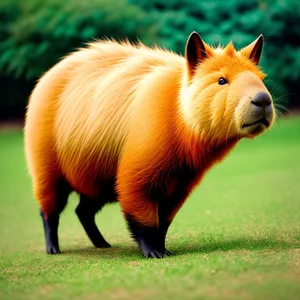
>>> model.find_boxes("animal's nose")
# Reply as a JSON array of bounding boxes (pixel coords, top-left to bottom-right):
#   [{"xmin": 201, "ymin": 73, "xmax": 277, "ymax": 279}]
[{"xmin": 251, "ymin": 92, "xmax": 271, "ymax": 108}]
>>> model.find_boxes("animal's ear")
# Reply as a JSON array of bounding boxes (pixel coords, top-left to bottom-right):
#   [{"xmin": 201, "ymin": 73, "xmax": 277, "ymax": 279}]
[
  {"xmin": 185, "ymin": 32, "xmax": 208, "ymax": 78},
  {"xmin": 240, "ymin": 34, "xmax": 264, "ymax": 65}
]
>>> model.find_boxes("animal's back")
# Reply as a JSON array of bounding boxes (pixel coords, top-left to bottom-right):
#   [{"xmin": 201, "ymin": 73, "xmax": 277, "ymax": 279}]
[{"xmin": 25, "ymin": 41, "xmax": 184, "ymax": 200}]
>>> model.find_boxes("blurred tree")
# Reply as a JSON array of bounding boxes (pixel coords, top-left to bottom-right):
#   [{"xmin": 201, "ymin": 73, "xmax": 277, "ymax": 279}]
[{"xmin": 0, "ymin": 0, "xmax": 157, "ymax": 119}]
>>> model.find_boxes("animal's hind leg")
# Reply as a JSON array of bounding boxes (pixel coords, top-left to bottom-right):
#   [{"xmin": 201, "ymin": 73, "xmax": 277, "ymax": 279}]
[
  {"xmin": 41, "ymin": 211, "xmax": 60, "ymax": 254},
  {"xmin": 75, "ymin": 195, "xmax": 111, "ymax": 248},
  {"xmin": 39, "ymin": 178, "xmax": 71, "ymax": 254}
]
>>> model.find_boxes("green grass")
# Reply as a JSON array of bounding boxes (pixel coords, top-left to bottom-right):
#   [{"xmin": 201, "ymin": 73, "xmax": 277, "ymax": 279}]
[{"xmin": 0, "ymin": 117, "xmax": 300, "ymax": 300}]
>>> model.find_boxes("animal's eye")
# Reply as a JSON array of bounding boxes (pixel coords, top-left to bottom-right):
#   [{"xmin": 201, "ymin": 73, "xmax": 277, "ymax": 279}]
[{"xmin": 218, "ymin": 77, "xmax": 228, "ymax": 85}]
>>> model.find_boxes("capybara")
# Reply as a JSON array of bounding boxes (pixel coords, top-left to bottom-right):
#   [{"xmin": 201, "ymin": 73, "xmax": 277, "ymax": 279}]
[{"xmin": 24, "ymin": 32, "xmax": 275, "ymax": 258}]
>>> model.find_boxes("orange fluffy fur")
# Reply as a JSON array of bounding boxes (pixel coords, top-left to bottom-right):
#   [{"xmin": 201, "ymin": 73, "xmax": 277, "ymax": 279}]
[{"xmin": 24, "ymin": 35, "xmax": 274, "ymax": 230}]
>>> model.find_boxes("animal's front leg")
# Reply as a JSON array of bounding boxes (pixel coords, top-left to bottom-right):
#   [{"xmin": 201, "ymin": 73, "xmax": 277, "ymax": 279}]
[
  {"xmin": 157, "ymin": 221, "xmax": 172, "ymax": 256},
  {"xmin": 119, "ymin": 187, "xmax": 172, "ymax": 258},
  {"xmin": 117, "ymin": 150, "xmax": 174, "ymax": 258}
]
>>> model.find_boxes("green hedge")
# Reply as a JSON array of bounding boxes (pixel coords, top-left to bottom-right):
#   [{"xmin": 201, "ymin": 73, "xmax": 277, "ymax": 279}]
[
  {"xmin": 0, "ymin": 0, "xmax": 158, "ymax": 118},
  {"xmin": 0, "ymin": 0, "xmax": 156, "ymax": 81},
  {"xmin": 0, "ymin": 0, "xmax": 299, "ymax": 119}
]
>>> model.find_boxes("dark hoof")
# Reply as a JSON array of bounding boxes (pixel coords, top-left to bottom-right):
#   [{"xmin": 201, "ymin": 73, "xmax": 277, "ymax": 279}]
[
  {"xmin": 146, "ymin": 249, "xmax": 165, "ymax": 259},
  {"xmin": 140, "ymin": 242, "xmax": 169, "ymax": 259},
  {"xmin": 47, "ymin": 245, "xmax": 61, "ymax": 254},
  {"xmin": 94, "ymin": 240, "xmax": 111, "ymax": 248},
  {"xmin": 144, "ymin": 248, "xmax": 172, "ymax": 258}
]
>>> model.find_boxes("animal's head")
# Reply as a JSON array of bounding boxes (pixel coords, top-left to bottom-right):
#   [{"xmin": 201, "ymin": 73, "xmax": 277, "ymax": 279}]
[{"xmin": 180, "ymin": 32, "xmax": 275, "ymax": 143}]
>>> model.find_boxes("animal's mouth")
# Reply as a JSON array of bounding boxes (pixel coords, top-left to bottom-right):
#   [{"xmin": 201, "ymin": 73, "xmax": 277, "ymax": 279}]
[{"xmin": 242, "ymin": 117, "xmax": 269, "ymax": 128}]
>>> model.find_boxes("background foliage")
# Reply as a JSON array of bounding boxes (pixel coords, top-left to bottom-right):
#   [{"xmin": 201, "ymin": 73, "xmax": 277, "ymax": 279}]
[{"xmin": 1, "ymin": 0, "xmax": 299, "ymax": 119}]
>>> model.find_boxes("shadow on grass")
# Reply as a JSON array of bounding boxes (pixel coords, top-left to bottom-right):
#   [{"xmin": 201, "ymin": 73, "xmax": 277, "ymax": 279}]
[
  {"xmin": 63, "ymin": 236, "xmax": 299, "ymax": 259},
  {"xmin": 64, "ymin": 245, "xmax": 140, "ymax": 259},
  {"xmin": 176, "ymin": 237, "xmax": 299, "ymax": 256}
]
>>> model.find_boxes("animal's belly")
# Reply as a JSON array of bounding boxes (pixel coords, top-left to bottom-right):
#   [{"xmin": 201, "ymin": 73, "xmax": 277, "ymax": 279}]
[{"xmin": 60, "ymin": 150, "xmax": 119, "ymax": 199}]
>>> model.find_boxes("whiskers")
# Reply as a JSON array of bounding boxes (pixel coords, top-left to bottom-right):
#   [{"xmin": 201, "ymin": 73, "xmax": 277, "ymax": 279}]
[
  {"xmin": 272, "ymin": 95, "xmax": 291, "ymax": 129},
  {"xmin": 273, "ymin": 100, "xmax": 290, "ymax": 115},
  {"xmin": 266, "ymin": 80, "xmax": 290, "ymax": 114}
]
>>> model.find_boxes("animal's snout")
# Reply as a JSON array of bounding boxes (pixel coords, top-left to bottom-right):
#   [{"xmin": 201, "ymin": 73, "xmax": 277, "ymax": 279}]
[
  {"xmin": 251, "ymin": 92, "xmax": 271, "ymax": 108},
  {"xmin": 251, "ymin": 92, "xmax": 273, "ymax": 118},
  {"xmin": 239, "ymin": 90, "xmax": 274, "ymax": 133},
  {"xmin": 235, "ymin": 73, "xmax": 274, "ymax": 136}
]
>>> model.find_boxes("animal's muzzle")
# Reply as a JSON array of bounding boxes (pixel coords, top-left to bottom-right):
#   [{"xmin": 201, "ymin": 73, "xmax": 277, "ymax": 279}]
[
  {"xmin": 242, "ymin": 92, "xmax": 273, "ymax": 130},
  {"xmin": 251, "ymin": 92, "xmax": 273, "ymax": 120}
]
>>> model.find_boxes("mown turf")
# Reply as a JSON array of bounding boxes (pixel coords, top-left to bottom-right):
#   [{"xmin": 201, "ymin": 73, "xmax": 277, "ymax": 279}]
[{"xmin": 0, "ymin": 117, "xmax": 299, "ymax": 300}]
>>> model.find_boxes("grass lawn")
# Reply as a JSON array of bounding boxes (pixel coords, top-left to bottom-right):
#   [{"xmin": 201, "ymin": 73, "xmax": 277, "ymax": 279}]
[{"xmin": 0, "ymin": 117, "xmax": 299, "ymax": 300}]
